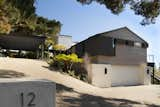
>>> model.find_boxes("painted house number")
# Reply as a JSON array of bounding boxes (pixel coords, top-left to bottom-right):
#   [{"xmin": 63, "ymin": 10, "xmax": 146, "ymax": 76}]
[{"xmin": 20, "ymin": 92, "xmax": 36, "ymax": 107}]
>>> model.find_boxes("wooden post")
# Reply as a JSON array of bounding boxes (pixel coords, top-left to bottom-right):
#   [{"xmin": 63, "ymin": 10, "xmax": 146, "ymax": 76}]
[
  {"xmin": 36, "ymin": 50, "xmax": 39, "ymax": 59},
  {"xmin": 18, "ymin": 50, "xmax": 21, "ymax": 57},
  {"xmin": 153, "ymin": 66, "xmax": 155, "ymax": 84},
  {"xmin": 41, "ymin": 43, "xmax": 44, "ymax": 59}
]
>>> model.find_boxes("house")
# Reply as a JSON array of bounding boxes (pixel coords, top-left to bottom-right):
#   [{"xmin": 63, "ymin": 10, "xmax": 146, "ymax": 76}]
[
  {"xmin": 69, "ymin": 27, "xmax": 151, "ymax": 87},
  {"xmin": 0, "ymin": 32, "xmax": 46, "ymax": 58},
  {"xmin": 55, "ymin": 35, "xmax": 74, "ymax": 49}
]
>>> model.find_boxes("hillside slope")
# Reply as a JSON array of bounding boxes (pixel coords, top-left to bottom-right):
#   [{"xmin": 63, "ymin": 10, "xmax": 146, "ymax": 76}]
[{"xmin": 0, "ymin": 57, "xmax": 160, "ymax": 107}]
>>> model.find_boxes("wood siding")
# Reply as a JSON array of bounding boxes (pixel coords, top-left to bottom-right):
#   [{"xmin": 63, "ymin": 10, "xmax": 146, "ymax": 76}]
[
  {"xmin": 101, "ymin": 27, "xmax": 148, "ymax": 46},
  {"xmin": 69, "ymin": 27, "xmax": 148, "ymax": 65},
  {"xmin": 96, "ymin": 45, "xmax": 147, "ymax": 65},
  {"xmin": 70, "ymin": 36, "xmax": 115, "ymax": 57}
]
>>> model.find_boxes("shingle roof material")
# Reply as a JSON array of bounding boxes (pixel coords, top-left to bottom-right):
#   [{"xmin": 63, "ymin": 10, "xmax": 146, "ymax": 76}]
[
  {"xmin": 99, "ymin": 27, "xmax": 147, "ymax": 44},
  {"xmin": 71, "ymin": 27, "xmax": 148, "ymax": 48}
]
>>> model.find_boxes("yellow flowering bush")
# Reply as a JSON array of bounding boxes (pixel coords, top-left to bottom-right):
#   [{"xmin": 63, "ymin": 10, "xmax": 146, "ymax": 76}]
[
  {"xmin": 51, "ymin": 53, "xmax": 83, "ymax": 72},
  {"xmin": 53, "ymin": 44, "xmax": 66, "ymax": 51}
]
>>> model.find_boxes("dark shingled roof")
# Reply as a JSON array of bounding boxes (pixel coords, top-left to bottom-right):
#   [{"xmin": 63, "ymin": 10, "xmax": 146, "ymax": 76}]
[
  {"xmin": 72, "ymin": 27, "xmax": 148, "ymax": 48},
  {"xmin": 0, "ymin": 32, "xmax": 46, "ymax": 51},
  {"xmin": 99, "ymin": 27, "xmax": 148, "ymax": 44}
]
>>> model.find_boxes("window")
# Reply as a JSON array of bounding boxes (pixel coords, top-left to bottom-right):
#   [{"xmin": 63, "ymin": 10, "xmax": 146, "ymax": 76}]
[
  {"xmin": 125, "ymin": 40, "xmax": 129, "ymax": 45},
  {"xmin": 147, "ymin": 69, "xmax": 150, "ymax": 74},
  {"xmin": 134, "ymin": 42, "xmax": 141, "ymax": 47},
  {"xmin": 125, "ymin": 40, "xmax": 134, "ymax": 46},
  {"xmin": 142, "ymin": 43, "xmax": 147, "ymax": 48},
  {"xmin": 104, "ymin": 68, "xmax": 107, "ymax": 74},
  {"xmin": 112, "ymin": 38, "xmax": 116, "ymax": 48},
  {"xmin": 116, "ymin": 39, "xmax": 125, "ymax": 45}
]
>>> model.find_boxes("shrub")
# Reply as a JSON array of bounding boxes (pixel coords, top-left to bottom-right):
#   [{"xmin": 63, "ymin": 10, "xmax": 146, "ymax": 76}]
[
  {"xmin": 49, "ymin": 53, "xmax": 88, "ymax": 81},
  {"xmin": 53, "ymin": 44, "xmax": 66, "ymax": 51},
  {"xmin": 24, "ymin": 51, "xmax": 37, "ymax": 59},
  {"xmin": 53, "ymin": 53, "xmax": 83, "ymax": 72}
]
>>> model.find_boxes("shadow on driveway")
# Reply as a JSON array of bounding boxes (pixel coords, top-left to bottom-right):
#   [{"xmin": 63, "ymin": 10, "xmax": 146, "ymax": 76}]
[
  {"xmin": 0, "ymin": 69, "xmax": 26, "ymax": 78},
  {"xmin": 56, "ymin": 83, "xmax": 160, "ymax": 107}
]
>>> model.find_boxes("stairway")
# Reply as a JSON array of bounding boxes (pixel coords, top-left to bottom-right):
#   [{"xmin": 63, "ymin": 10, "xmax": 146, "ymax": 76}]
[{"xmin": 151, "ymin": 72, "xmax": 160, "ymax": 84}]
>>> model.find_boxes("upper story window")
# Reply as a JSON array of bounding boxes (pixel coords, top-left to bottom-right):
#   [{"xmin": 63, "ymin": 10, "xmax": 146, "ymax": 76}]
[
  {"xmin": 116, "ymin": 39, "xmax": 135, "ymax": 47},
  {"xmin": 142, "ymin": 43, "xmax": 148, "ymax": 48},
  {"xmin": 125, "ymin": 40, "xmax": 134, "ymax": 46},
  {"xmin": 112, "ymin": 38, "xmax": 116, "ymax": 48},
  {"xmin": 116, "ymin": 39, "xmax": 124, "ymax": 46},
  {"xmin": 134, "ymin": 42, "xmax": 141, "ymax": 47},
  {"xmin": 125, "ymin": 40, "xmax": 129, "ymax": 45}
]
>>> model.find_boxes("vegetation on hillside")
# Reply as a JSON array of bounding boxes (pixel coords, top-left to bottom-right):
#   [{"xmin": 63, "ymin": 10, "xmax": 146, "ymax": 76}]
[
  {"xmin": 49, "ymin": 53, "xmax": 87, "ymax": 81},
  {"xmin": 50, "ymin": 53, "xmax": 83, "ymax": 71}
]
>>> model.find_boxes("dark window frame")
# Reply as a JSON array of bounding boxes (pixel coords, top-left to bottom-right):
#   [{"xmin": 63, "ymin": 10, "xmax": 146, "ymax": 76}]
[{"xmin": 104, "ymin": 68, "xmax": 107, "ymax": 75}]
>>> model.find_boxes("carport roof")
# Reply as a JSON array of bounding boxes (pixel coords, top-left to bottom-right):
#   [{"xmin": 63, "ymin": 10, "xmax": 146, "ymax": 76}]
[{"xmin": 0, "ymin": 32, "xmax": 46, "ymax": 51}]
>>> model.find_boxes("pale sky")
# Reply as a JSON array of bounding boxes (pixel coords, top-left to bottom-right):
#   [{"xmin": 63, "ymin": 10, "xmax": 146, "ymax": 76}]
[{"xmin": 35, "ymin": 0, "xmax": 160, "ymax": 67}]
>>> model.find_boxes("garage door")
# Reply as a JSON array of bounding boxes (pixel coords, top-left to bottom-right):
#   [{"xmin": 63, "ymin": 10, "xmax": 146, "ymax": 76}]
[{"xmin": 111, "ymin": 65, "xmax": 141, "ymax": 86}]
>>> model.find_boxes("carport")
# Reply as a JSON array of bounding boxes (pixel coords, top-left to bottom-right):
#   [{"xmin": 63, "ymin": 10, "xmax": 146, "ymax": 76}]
[{"xmin": 0, "ymin": 32, "xmax": 46, "ymax": 59}]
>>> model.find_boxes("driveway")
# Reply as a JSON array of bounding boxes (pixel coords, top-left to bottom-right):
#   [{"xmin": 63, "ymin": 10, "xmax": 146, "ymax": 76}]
[{"xmin": 0, "ymin": 57, "xmax": 160, "ymax": 107}]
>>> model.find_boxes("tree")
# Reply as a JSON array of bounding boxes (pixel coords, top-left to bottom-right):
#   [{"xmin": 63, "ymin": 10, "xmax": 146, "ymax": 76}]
[
  {"xmin": 0, "ymin": 0, "xmax": 17, "ymax": 34},
  {"xmin": 35, "ymin": 17, "xmax": 61, "ymax": 36},
  {"xmin": 0, "ymin": 0, "xmax": 37, "ymax": 34},
  {"xmin": 0, "ymin": 0, "xmax": 62, "ymax": 50},
  {"xmin": 77, "ymin": 0, "xmax": 160, "ymax": 25},
  {"xmin": 0, "ymin": 0, "xmax": 61, "ymax": 36},
  {"xmin": 34, "ymin": 17, "xmax": 62, "ymax": 49},
  {"xmin": 7, "ymin": 0, "xmax": 37, "ymax": 32}
]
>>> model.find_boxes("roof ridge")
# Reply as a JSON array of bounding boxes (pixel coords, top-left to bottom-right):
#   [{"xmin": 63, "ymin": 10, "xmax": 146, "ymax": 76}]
[
  {"xmin": 69, "ymin": 27, "xmax": 148, "ymax": 49},
  {"xmin": 99, "ymin": 27, "xmax": 127, "ymax": 35},
  {"xmin": 99, "ymin": 27, "xmax": 147, "ymax": 44},
  {"xmin": 124, "ymin": 27, "xmax": 148, "ymax": 44}
]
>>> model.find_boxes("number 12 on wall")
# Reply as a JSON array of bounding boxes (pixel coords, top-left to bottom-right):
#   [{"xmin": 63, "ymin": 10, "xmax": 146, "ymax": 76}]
[{"xmin": 20, "ymin": 92, "xmax": 36, "ymax": 107}]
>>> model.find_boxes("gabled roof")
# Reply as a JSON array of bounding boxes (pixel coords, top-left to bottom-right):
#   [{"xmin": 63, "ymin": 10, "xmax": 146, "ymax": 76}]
[
  {"xmin": 98, "ymin": 27, "xmax": 148, "ymax": 44},
  {"xmin": 70, "ymin": 27, "xmax": 148, "ymax": 49}
]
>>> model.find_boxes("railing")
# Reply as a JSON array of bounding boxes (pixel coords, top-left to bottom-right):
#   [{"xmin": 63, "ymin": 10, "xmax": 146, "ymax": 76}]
[{"xmin": 151, "ymin": 72, "xmax": 160, "ymax": 83}]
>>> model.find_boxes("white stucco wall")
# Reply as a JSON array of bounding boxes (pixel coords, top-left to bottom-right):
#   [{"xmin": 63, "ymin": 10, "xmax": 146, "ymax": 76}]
[
  {"xmin": 145, "ymin": 66, "xmax": 151, "ymax": 85},
  {"xmin": 139, "ymin": 64, "xmax": 151, "ymax": 85},
  {"xmin": 90, "ymin": 64, "xmax": 151, "ymax": 88},
  {"xmin": 91, "ymin": 64, "xmax": 111, "ymax": 88}
]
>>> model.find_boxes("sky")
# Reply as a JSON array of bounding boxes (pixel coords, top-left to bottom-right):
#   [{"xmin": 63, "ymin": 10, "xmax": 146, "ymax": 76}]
[{"xmin": 35, "ymin": 0, "xmax": 160, "ymax": 67}]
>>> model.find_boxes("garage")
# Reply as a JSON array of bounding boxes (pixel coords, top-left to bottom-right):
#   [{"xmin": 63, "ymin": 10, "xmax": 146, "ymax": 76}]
[{"xmin": 111, "ymin": 65, "xmax": 141, "ymax": 86}]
